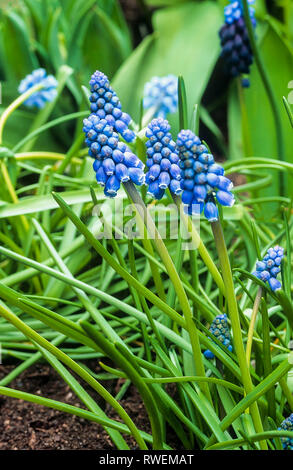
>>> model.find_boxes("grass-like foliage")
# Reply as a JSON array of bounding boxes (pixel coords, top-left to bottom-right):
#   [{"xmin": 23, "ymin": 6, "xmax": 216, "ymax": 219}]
[{"xmin": 0, "ymin": 0, "xmax": 292, "ymax": 451}]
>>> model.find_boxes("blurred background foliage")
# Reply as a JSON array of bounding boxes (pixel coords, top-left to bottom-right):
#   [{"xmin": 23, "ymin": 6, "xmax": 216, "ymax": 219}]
[{"xmin": 0, "ymin": 0, "xmax": 292, "ymax": 203}]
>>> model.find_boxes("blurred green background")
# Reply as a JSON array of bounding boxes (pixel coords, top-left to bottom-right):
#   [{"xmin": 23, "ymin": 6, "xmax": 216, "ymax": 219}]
[{"xmin": 0, "ymin": 0, "xmax": 292, "ymax": 200}]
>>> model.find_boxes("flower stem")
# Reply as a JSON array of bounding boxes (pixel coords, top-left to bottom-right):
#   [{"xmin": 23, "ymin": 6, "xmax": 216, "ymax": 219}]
[
  {"xmin": 0, "ymin": 83, "xmax": 44, "ymax": 145},
  {"xmin": 246, "ymin": 286, "xmax": 262, "ymax": 366},
  {"xmin": 124, "ymin": 181, "xmax": 211, "ymax": 401},
  {"xmin": 172, "ymin": 194, "xmax": 225, "ymax": 295},
  {"xmin": 211, "ymin": 219, "xmax": 267, "ymax": 449}
]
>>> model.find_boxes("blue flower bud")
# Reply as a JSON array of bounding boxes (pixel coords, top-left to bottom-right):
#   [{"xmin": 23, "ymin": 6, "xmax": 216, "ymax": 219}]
[
  {"xmin": 270, "ymin": 267, "xmax": 280, "ymax": 277},
  {"xmin": 259, "ymin": 270, "xmax": 270, "ymax": 282},
  {"xmin": 128, "ymin": 167, "xmax": 145, "ymax": 186},
  {"xmin": 268, "ymin": 277, "xmax": 282, "ymax": 291},
  {"xmin": 112, "ymin": 149, "xmax": 124, "ymax": 163},
  {"xmin": 216, "ymin": 190, "xmax": 235, "ymax": 207},
  {"xmin": 148, "ymin": 164, "xmax": 161, "ymax": 181},
  {"xmin": 182, "ymin": 190, "xmax": 193, "ymax": 205},
  {"xmin": 256, "ymin": 261, "xmax": 267, "ymax": 271},
  {"xmin": 102, "ymin": 158, "xmax": 116, "ymax": 175},
  {"xmin": 169, "ymin": 179, "xmax": 182, "ymax": 195},
  {"xmin": 203, "ymin": 349, "xmax": 215, "ymax": 359},
  {"xmin": 93, "ymin": 160, "xmax": 101, "ymax": 172},
  {"xmin": 204, "ymin": 202, "xmax": 219, "ymax": 222},
  {"xmin": 170, "ymin": 164, "xmax": 181, "ymax": 180},
  {"xmin": 148, "ymin": 181, "xmax": 165, "ymax": 200},
  {"xmin": 115, "ymin": 163, "xmax": 130, "ymax": 182},
  {"xmin": 208, "ymin": 163, "xmax": 225, "ymax": 176},
  {"xmin": 158, "ymin": 171, "xmax": 171, "ymax": 189},
  {"xmin": 96, "ymin": 167, "xmax": 107, "ymax": 186},
  {"xmin": 193, "ymin": 185, "xmax": 207, "ymax": 202},
  {"xmin": 206, "ymin": 173, "xmax": 220, "ymax": 187},
  {"xmin": 217, "ymin": 175, "xmax": 233, "ymax": 191},
  {"xmin": 105, "ymin": 175, "xmax": 120, "ymax": 196},
  {"xmin": 124, "ymin": 151, "xmax": 141, "ymax": 168}
]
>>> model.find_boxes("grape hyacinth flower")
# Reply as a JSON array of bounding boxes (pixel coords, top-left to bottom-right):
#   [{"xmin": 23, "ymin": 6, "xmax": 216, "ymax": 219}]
[
  {"xmin": 252, "ymin": 245, "xmax": 284, "ymax": 291},
  {"xmin": 278, "ymin": 414, "xmax": 293, "ymax": 450},
  {"xmin": 219, "ymin": 0, "xmax": 256, "ymax": 86},
  {"xmin": 176, "ymin": 129, "xmax": 234, "ymax": 221},
  {"xmin": 145, "ymin": 118, "xmax": 182, "ymax": 199},
  {"xmin": 83, "ymin": 113, "xmax": 144, "ymax": 198},
  {"xmin": 204, "ymin": 314, "xmax": 233, "ymax": 359},
  {"xmin": 89, "ymin": 71, "xmax": 135, "ymax": 143},
  {"xmin": 143, "ymin": 75, "xmax": 178, "ymax": 119},
  {"xmin": 83, "ymin": 71, "xmax": 145, "ymax": 198},
  {"xmin": 18, "ymin": 68, "xmax": 58, "ymax": 108}
]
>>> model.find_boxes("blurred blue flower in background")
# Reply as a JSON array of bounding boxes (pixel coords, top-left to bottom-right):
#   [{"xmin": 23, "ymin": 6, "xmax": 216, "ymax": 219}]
[
  {"xmin": 177, "ymin": 129, "xmax": 234, "ymax": 221},
  {"xmin": 204, "ymin": 313, "xmax": 233, "ymax": 359},
  {"xmin": 252, "ymin": 245, "xmax": 284, "ymax": 291},
  {"xmin": 219, "ymin": 0, "xmax": 256, "ymax": 86},
  {"xmin": 143, "ymin": 75, "xmax": 178, "ymax": 118},
  {"xmin": 18, "ymin": 68, "xmax": 58, "ymax": 108},
  {"xmin": 224, "ymin": 0, "xmax": 256, "ymax": 25},
  {"xmin": 145, "ymin": 117, "xmax": 182, "ymax": 199}
]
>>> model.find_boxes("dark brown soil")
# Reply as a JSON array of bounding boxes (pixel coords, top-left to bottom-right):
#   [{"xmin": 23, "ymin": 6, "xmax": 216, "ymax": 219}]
[{"xmin": 0, "ymin": 363, "xmax": 151, "ymax": 450}]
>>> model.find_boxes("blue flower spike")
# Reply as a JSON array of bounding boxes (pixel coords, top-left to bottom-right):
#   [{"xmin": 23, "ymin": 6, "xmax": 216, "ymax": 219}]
[
  {"xmin": 83, "ymin": 71, "xmax": 145, "ymax": 198},
  {"xmin": 204, "ymin": 314, "xmax": 233, "ymax": 359},
  {"xmin": 145, "ymin": 118, "xmax": 182, "ymax": 200},
  {"xmin": 278, "ymin": 414, "xmax": 293, "ymax": 450},
  {"xmin": 18, "ymin": 68, "xmax": 58, "ymax": 109},
  {"xmin": 176, "ymin": 129, "xmax": 234, "ymax": 220},
  {"xmin": 252, "ymin": 245, "xmax": 284, "ymax": 292},
  {"xmin": 219, "ymin": 0, "xmax": 256, "ymax": 87},
  {"xmin": 89, "ymin": 71, "xmax": 135, "ymax": 143},
  {"xmin": 143, "ymin": 75, "xmax": 178, "ymax": 119}
]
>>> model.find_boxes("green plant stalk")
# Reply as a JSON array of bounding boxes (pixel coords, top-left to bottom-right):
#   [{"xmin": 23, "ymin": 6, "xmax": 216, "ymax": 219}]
[
  {"xmin": 279, "ymin": 376, "xmax": 293, "ymax": 411},
  {"xmin": 0, "ymin": 83, "xmax": 44, "ymax": 144},
  {"xmin": 127, "ymin": 239, "xmax": 166, "ymax": 353},
  {"xmin": 207, "ymin": 430, "xmax": 293, "ymax": 450},
  {"xmin": 172, "ymin": 194, "xmax": 225, "ymax": 294},
  {"xmin": 55, "ymin": 133, "xmax": 85, "ymax": 174},
  {"xmin": 260, "ymin": 297, "xmax": 276, "ymax": 420},
  {"xmin": 124, "ymin": 181, "xmax": 211, "ymax": 401},
  {"xmin": 283, "ymin": 96, "xmax": 293, "ymax": 129},
  {"xmin": 242, "ymin": 0, "xmax": 285, "ymax": 194},
  {"xmin": 236, "ymin": 78, "xmax": 253, "ymax": 157},
  {"xmin": 246, "ymin": 287, "xmax": 262, "ymax": 366},
  {"xmin": 211, "ymin": 220, "xmax": 267, "ymax": 449},
  {"xmin": 0, "ymin": 303, "xmax": 147, "ymax": 449}
]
